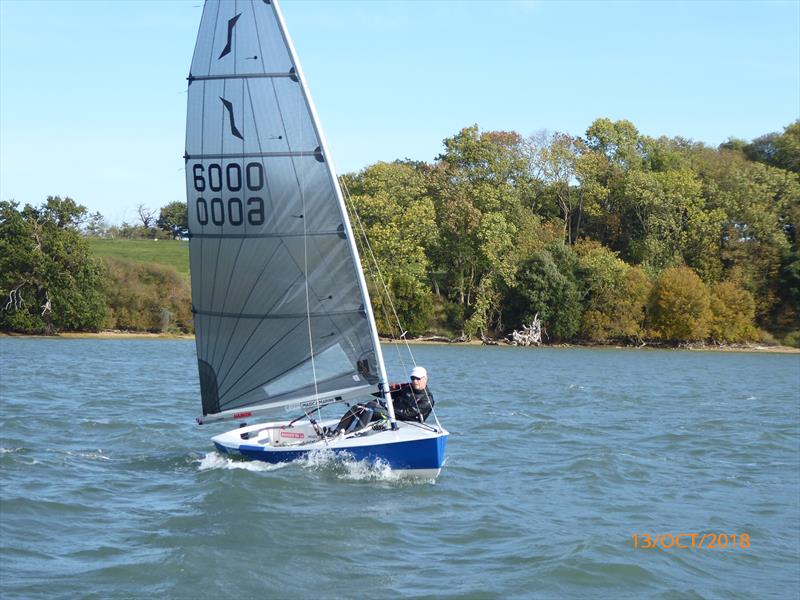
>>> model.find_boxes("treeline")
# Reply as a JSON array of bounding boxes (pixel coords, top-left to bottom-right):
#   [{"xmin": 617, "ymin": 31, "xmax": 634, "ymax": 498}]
[
  {"xmin": 343, "ymin": 118, "xmax": 799, "ymax": 346},
  {"xmin": 0, "ymin": 197, "xmax": 192, "ymax": 335},
  {"xmin": 1, "ymin": 118, "xmax": 798, "ymax": 346},
  {"xmin": 83, "ymin": 201, "xmax": 188, "ymax": 240}
]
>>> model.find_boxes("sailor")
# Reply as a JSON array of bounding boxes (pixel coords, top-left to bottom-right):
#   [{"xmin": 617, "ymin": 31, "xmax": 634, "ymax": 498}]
[
  {"xmin": 328, "ymin": 366, "xmax": 435, "ymax": 436},
  {"xmin": 390, "ymin": 366, "xmax": 434, "ymax": 423}
]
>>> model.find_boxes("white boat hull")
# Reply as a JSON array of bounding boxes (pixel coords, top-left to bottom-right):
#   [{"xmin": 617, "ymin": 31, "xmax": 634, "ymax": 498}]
[{"xmin": 212, "ymin": 419, "xmax": 448, "ymax": 477}]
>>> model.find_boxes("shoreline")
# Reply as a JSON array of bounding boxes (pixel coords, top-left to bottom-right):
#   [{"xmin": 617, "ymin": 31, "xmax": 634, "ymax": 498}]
[{"xmin": 1, "ymin": 330, "xmax": 797, "ymax": 353}]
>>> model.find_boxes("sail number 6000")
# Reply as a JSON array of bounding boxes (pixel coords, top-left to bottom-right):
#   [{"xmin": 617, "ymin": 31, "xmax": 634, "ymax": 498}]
[{"xmin": 192, "ymin": 162, "xmax": 266, "ymax": 226}]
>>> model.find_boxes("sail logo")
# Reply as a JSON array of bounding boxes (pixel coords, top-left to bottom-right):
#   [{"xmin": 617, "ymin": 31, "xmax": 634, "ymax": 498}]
[
  {"xmin": 191, "ymin": 162, "xmax": 266, "ymax": 227},
  {"xmin": 218, "ymin": 14, "xmax": 241, "ymax": 59},
  {"xmin": 220, "ymin": 97, "xmax": 244, "ymax": 140},
  {"xmin": 295, "ymin": 397, "xmax": 341, "ymax": 411}
]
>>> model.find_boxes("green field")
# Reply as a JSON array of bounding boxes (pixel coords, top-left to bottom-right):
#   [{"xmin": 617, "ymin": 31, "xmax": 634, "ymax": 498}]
[{"xmin": 88, "ymin": 239, "xmax": 189, "ymax": 277}]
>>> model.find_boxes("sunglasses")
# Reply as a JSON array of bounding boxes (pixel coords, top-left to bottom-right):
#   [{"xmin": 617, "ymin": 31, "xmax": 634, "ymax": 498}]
[{"xmin": 411, "ymin": 376, "xmax": 425, "ymax": 381}]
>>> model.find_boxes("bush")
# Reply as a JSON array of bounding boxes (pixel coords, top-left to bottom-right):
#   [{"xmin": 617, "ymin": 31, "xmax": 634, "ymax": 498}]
[
  {"xmin": 102, "ymin": 257, "xmax": 192, "ymax": 333},
  {"xmin": 708, "ymin": 281, "xmax": 758, "ymax": 342},
  {"xmin": 0, "ymin": 198, "xmax": 107, "ymax": 334},
  {"xmin": 781, "ymin": 330, "xmax": 800, "ymax": 348},
  {"xmin": 647, "ymin": 266, "xmax": 711, "ymax": 341},
  {"xmin": 575, "ymin": 240, "xmax": 650, "ymax": 342},
  {"xmin": 507, "ymin": 247, "xmax": 581, "ymax": 340}
]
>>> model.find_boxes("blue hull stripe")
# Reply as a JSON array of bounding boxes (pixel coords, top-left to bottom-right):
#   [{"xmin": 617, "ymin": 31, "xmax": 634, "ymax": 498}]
[{"xmin": 216, "ymin": 434, "xmax": 447, "ymax": 470}]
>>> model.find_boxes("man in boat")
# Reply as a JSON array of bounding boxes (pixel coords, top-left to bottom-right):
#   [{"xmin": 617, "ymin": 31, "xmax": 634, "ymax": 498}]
[
  {"xmin": 328, "ymin": 366, "xmax": 435, "ymax": 436},
  {"xmin": 391, "ymin": 366, "xmax": 434, "ymax": 423}
]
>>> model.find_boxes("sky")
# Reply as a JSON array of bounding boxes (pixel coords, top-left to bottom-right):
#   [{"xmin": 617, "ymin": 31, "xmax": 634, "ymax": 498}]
[{"xmin": 1, "ymin": 0, "xmax": 798, "ymax": 225}]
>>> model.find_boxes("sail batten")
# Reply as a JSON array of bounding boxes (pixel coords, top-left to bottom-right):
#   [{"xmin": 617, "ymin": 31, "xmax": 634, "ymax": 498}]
[
  {"xmin": 190, "ymin": 72, "xmax": 296, "ymax": 82},
  {"xmin": 186, "ymin": 0, "xmax": 381, "ymax": 419},
  {"xmin": 185, "ymin": 150, "xmax": 322, "ymax": 159},
  {"xmin": 189, "ymin": 231, "xmax": 343, "ymax": 239},
  {"xmin": 193, "ymin": 309, "xmax": 366, "ymax": 319}
]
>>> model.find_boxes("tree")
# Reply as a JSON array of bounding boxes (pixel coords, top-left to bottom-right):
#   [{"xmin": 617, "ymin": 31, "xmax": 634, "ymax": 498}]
[
  {"xmin": 136, "ymin": 204, "xmax": 157, "ymax": 229},
  {"xmin": 525, "ymin": 131, "xmax": 592, "ymax": 245},
  {"xmin": 431, "ymin": 125, "xmax": 537, "ymax": 336},
  {"xmin": 740, "ymin": 121, "xmax": 800, "ymax": 173},
  {"xmin": 574, "ymin": 240, "xmax": 650, "ymax": 341},
  {"xmin": 0, "ymin": 197, "xmax": 107, "ymax": 333},
  {"xmin": 157, "ymin": 201, "xmax": 189, "ymax": 239},
  {"xmin": 577, "ymin": 118, "xmax": 644, "ymax": 252},
  {"xmin": 647, "ymin": 266, "xmax": 711, "ymax": 342},
  {"xmin": 773, "ymin": 120, "xmax": 800, "ymax": 173},
  {"xmin": 506, "ymin": 245, "xmax": 582, "ymax": 340},
  {"xmin": 343, "ymin": 162, "xmax": 437, "ymax": 336},
  {"xmin": 691, "ymin": 148, "xmax": 798, "ymax": 321},
  {"xmin": 83, "ymin": 211, "xmax": 107, "ymax": 237},
  {"xmin": 708, "ymin": 281, "xmax": 757, "ymax": 342}
]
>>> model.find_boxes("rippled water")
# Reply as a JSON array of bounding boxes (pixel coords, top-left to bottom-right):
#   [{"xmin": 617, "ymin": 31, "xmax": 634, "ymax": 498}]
[{"xmin": 1, "ymin": 338, "xmax": 798, "ymax": 599}]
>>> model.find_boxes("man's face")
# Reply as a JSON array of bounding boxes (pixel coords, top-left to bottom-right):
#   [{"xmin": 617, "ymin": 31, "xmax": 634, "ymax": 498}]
[{"xmin": 411, "ymin": 375, "xmax": 427, "ymax": 391}]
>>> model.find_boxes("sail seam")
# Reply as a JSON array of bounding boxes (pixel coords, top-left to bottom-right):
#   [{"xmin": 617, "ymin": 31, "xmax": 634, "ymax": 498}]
[
  {"xmin": 212, "ymin": 266, "xmax": 301, "ymax": 390},
  {"xmin": 185, "ymin": 151, "xmax": 320, "ymax": 159},
  {"xmin": 215, "ymin": 383, "xmax": 368, "ymax": 417},
  {"xmin": 189, "ymin": 72, "xmax": 295, "ymax": 81},
  {"xmin": 188, "ymin": 231, "xmax": 341, "ymax": 239},
  {"xmin": 216, "ymin": 317, "xmax": 306, "ymax": 401},
  {"xmin": 193, "ymin": 309, "xmax": 365, "ymax": 319}
]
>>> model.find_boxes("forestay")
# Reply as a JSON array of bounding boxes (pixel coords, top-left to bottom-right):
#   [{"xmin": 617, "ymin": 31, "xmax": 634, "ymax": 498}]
[{"xmin": 185, "ymin": 0, "xmax": 381, "ymax": 423}]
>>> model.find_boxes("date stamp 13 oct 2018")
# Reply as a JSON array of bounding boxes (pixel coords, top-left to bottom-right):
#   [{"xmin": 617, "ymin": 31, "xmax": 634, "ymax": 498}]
[{"xmin": 632, "ymin": 533, "xmax": 750, "ymax": 550}]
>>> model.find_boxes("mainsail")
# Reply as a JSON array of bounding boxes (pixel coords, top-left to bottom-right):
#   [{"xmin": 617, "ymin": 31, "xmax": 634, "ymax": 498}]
[{"xmin": 185, "ymin": 0, "xmax": 382, "ymax": 423}]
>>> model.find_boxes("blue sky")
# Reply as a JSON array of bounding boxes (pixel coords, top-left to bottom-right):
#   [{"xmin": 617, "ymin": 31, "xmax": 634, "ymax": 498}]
[{"xmin": 1, "ymin": 0, "xmax": 798, "ymax": 225}]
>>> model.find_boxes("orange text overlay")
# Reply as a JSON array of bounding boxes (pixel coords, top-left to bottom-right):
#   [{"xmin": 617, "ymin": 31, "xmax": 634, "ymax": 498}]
[{"xmin": 632, "ymin": 533, "xmax": 750, "ymax": 550}]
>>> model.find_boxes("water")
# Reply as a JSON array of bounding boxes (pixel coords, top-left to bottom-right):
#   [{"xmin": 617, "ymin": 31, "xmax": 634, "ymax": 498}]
[{"xmin": 1, "ymin": 338, "xmax": 798, "ymax": 599}]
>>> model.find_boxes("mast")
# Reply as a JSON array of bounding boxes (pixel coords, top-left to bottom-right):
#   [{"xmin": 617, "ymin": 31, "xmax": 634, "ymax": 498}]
[{"xmin": 271, "ymin": 0, "xmax": 398, "ymax": 428}]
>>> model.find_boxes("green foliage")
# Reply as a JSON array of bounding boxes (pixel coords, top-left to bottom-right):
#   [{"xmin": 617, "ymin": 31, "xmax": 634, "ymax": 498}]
[
  {"xmin": 708, "ymin": 281, "xmax": 757, "ymax": 342},
  {"xmin": 691, "ymin": 148, "xmax": 798, "ymax": 321},
  {"xmin": 431, "ymin": 125, "xmax": 543, "ymax": 337},
  {"xmin": 83, "ymin": 211, "xmax": 107, "ymax": 237},
  {"xmin": 647, "ymin": 266, "xmax": 711, "ymax": 341},
  {"xmin": 740, "ymin": 120, "xmax": 800, "ymax": 173},
  {"xmin": 507, "ymin": 245, "xmax": 582, "ymax": 340},
  {"xmin": 157, "ymin": 201, "xmax": 189, "ymax": 239},
  {"xmin": 526, "ymin": 131, "xmax": 586, "ymax": 244},
  {"xmin": 575, "ymin": 240, "xmax": 650, "ymax": 341},
  {"xmin": 781, "ymin": 330, "xmax": 800, "ymax": 348},
  {"xmin": 0, "ymin": 197, "xmax": 107, "ymax": 334},
  {"xmin": 344, "ymin": 162, "xmax": 436, "ymax": 337},
  {"xmin": 773, "ymin": 120, "xmax": 800, "ymax": 173},
  {"xmin": 102, "ymin": 257, "xmax": 192, "ymax": 333}
]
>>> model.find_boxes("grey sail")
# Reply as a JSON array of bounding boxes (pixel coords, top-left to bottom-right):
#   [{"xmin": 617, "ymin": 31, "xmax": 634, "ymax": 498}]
[{"xmin": 185, "ymin": 0, "xmax": 380, "ymax": 421}]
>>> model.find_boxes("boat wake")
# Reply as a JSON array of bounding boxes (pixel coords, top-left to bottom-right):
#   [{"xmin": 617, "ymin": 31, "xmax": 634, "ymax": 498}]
[
  {"xmin": 297, "ymin": 449, "xmax": 404, "ymax": 482},
  {"xmin": 197, "ymin": 452, "xmax": 288, "ymax": 472},
  {"xmin": 197, "ymin": 450, "xmax": 436, "ymax": 484}
]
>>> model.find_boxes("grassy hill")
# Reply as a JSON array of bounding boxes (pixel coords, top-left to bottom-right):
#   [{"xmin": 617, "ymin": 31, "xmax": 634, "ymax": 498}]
[{"xmin": 88, "ymin": 239, "xmax": 189, "ymax": 277}]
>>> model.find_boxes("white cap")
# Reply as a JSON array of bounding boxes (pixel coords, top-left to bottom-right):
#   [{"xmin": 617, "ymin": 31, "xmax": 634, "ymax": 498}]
[{"xmin": 410, "ymin": 366, "xmax": 427, "ymax": 379}]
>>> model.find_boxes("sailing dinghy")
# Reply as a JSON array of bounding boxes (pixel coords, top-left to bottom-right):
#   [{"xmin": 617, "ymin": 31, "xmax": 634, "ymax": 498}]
[{"xmin": 185, "ymin": 0, "xmax": 448, "ymax": 477}]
